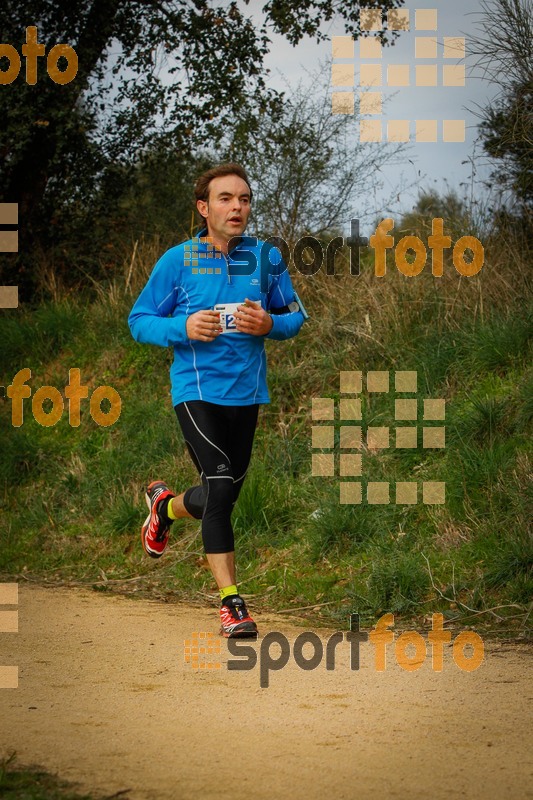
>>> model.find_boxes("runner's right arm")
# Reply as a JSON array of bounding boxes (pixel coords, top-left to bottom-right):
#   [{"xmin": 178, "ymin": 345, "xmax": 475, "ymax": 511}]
[
  {"xmin": 129, "ymin": 249, "xmax": 223, "ymax": 345},
  {"xmin": 128, "ymin": 248, "xmax": 188, "ymax": 347}
]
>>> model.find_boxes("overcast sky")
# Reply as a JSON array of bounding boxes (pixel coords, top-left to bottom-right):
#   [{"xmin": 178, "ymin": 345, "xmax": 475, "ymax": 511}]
[{"xmin": 254, "ymin": 0, "xmax": 499, "ymax": 228}]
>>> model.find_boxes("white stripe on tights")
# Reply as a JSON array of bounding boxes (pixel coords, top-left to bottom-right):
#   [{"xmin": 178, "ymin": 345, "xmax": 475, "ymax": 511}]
[{"xmin": 184, "ymin": 402, "xmax": 230, "ymax": 462}]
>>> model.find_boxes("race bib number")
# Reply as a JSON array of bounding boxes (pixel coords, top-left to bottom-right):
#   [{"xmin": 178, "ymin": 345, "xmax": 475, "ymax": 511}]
[{"xmin": 214, "ymin": 302, "xmax": 243, "ymax": 334}]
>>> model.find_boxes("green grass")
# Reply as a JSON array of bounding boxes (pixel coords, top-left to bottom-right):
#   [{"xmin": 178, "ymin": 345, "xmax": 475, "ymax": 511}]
[
  {"xmin": 0, "ymin": 753, "xmax": 96, "ymax": 800},
  {"xmin": 0, "ymin": 249, "xmax": 531, "ymax": 635},
  {"xmin": 366, "ymin": 547, "xmax": 431, "ymax": 616}
]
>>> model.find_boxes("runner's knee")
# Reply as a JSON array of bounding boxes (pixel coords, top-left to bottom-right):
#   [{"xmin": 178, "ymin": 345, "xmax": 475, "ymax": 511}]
[
  {"xmin": 206, "ymin": 478, "xmax": 234, "ymax": 514},
  {"xmin": 183, "ymin": 485, "xmax": 205, "ymax": 519}
]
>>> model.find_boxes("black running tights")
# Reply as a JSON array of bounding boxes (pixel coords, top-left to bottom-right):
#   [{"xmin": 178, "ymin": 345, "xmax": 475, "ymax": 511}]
[{"xmin": 174, "ymin": 400, "xmax": 259, "ymax": 554}]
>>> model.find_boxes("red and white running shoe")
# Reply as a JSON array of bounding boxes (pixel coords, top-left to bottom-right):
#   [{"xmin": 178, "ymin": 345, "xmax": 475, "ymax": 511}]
[
  {"xmin": 141, "ymin": 481, "xmax": 175, "ymax": 558},
  {"xmin": 220, "ymin": 596, "xmax": 258, "ymax": 638}
]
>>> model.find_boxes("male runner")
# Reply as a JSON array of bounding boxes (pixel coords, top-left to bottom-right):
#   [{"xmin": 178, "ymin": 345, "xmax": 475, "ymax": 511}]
[{"xmin": 128, "ymin": 163, "xmax": 307, "ymax": 637}]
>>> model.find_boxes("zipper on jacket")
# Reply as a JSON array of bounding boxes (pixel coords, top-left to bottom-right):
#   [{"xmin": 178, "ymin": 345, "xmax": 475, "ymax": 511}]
[{"xmin": 221, "ymin": 251, "xmax": 232, "ymax": 285}]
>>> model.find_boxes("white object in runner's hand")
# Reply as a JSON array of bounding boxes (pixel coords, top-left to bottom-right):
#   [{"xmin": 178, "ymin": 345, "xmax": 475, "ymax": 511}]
[{"xmin": 214, "ymin": 302, "xmax": 246, "ymax": 334}]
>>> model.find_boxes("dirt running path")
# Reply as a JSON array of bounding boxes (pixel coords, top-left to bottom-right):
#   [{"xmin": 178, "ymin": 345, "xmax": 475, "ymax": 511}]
[{"xmin": 0, "ymin": 585, "xmax": 532, "ymax": 800}]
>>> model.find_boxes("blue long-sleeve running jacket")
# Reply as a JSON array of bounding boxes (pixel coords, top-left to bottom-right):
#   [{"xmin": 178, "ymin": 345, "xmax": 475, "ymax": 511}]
[{"xmin": 128, "ymin": 232, "xmax": 307, "ymax": 407}]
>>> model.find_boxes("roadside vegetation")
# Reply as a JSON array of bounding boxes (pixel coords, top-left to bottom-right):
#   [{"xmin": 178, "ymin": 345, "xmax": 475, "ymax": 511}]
[
  {"xmin": 0, "ymin": 753, "xmax": 96, "ymax": 800},
  {"xmin": 0, "ymin": 0, "xmax": 530, "ymax": 636},
  {"xmin": 1, "ymin": 203, "xmax": 530, "ymax": 636}
]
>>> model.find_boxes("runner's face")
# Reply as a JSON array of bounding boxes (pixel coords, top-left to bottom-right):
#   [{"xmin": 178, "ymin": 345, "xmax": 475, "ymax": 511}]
[{"xmin": 197, "ymin": 175, "xmax": 251, "ymax": 243}]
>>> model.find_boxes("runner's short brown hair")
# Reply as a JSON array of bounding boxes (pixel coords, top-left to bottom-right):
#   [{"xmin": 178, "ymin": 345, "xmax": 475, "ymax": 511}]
[{"xmin": 194, "ymin": 162, "xmax": 253, "ymax": 203}]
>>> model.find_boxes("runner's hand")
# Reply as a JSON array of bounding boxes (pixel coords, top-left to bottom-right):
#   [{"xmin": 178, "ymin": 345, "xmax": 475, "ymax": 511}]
[
  {"xmin": 186, "ymin": 310, "xmax": 223, "ymax": 341},
  {"xmin": 234, "ymin": 299, "xmax": 273, "ymax": 336}
]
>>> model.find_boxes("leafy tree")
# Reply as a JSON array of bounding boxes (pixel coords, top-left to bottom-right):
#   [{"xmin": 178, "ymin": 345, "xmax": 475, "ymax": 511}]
[
  {"xmin": 0, "ymin": 0, "xmax": 405, "ymax": 296},
  {"xmin": 470, "ymin": 0, "xmax": 533, "ymax": 210},
  {"xmin": 0, "ymin": 0, "xmax": 273, "ymax": 234},
  {"xmin": 225, "ymin": 64, "xmax": 406, "ymax": 246}
]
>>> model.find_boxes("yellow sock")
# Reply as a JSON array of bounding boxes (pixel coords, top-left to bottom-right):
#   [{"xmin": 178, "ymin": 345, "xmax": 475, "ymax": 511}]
[
  {"xmin": 167, "ymin": 498, "xmax": 178, "ymax": 520},
  {"xmin": 220, "ymin": 584, "xmax": 238, "ymax": 602}
]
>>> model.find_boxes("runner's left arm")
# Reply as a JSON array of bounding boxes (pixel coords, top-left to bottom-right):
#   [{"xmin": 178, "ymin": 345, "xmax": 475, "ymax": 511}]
[{"xmin": 265, "ymin": 255, "xmax": 308, "ymax": 341}]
